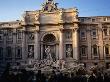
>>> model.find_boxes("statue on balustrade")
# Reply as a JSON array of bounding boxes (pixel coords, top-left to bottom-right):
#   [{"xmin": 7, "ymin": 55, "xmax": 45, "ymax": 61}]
[{"xmin": 42, "ymin": 0, "xmax": 58, "ymax": 12}]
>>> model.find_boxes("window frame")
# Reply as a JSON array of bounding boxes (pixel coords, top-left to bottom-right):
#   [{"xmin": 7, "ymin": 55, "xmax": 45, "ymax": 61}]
[
  {"xmin": 15, "ymin": 46, "xmax": 22, "ymax": 59},
  {"xmin": 6, "ymin": 46, "xmax": 12, "ymax": 59},
  {"xmin": 80, "ymin": 45, "xmax": 87, "ymax": 56},
  {"xmin": 92, "ymin": 45, "xmax": 98, "ymax": 56},
  {"xmin": 105, "ymin": 44, "xmax": 110, "ymax": 55},
  {"xmin": 80, "ymin": 30, "xmax": 86, "ymax": 40},
  {"xmin": 17, "ymin": 30, "xmax": 22, "ymax": 39},
  {"xmin": 91, "ymin": 29, "xmax": 97, "ymax": 39}
]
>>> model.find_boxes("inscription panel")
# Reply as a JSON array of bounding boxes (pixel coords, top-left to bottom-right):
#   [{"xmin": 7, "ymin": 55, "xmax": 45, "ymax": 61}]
[{"xmin": 40, "ymin": 13, "xmax": 60, "ymax": 24}]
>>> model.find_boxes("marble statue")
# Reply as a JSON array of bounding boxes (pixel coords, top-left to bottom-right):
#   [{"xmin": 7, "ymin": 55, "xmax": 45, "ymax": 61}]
[
  {"xmin": 42, "ymin": 0, "xmax": 58, "ymax": 12},
  {"xmin": 29, "ymin": 33, "xmax": 34, "ymax": 40},
  {"xmin": 66, "ymin": 47, "xmax": 72, "ymax": 58},
  {"xmin": 45, "ymin": 46, "xmax": 53, "ymax": 60},
  {"xmin": 28, "ymin": 46, "xmax": 33, "ymax": 58}
]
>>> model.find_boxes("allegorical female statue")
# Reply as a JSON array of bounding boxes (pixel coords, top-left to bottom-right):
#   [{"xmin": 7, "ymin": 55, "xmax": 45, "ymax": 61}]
[
  {"xmin": 66, "ymin": 47, "xmax": 72, "ymax": 58},
  {"xmin": 28, "ymin": 46, "xmax": 34, "ymax": 58}
]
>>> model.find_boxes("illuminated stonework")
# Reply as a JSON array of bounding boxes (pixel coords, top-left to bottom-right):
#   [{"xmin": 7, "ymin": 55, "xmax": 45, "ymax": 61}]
[{"xmin": 0, "ymin": 0, "xmax": 110, "ymax": 69}]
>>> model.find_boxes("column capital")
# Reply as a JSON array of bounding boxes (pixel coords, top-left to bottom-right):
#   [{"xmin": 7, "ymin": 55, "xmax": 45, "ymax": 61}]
[
  {"xmin": 34, "ymin": 28, "xmax": 39, "ymax": 32},
  {"xmin": 35, "ymin": 26, "xmax": 39, "ymax": 32},
  {"xmin": 22, "ymin": 30, "xmax": 27, "ymax": 33},
  {"xmin": 98, "ymin": 28, "xmax": 103, "ymax": 31},
  {"xmin": 72, "ymin": 27, "xmax": 78, "ymax": 32},
  {"xmin": 59, "ymin": 25, "xmax": 64, "ymax": 31},
  {"xmin": 59, "ymin": 28, "xmax": 64, "ymax": 32},
  {"xmin": 35, "ymin": 30, "xmax": 40, "ymax": 33}
]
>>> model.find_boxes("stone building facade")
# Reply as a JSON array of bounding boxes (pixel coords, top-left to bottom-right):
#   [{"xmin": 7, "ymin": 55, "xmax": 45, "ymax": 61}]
[
  {"xmin": 79, "ymin": 16, "xmax": 110, "ymax": 68},
  {"xmin": 0, "ymin": 0, "xmax": 110, "ymax": 69}
]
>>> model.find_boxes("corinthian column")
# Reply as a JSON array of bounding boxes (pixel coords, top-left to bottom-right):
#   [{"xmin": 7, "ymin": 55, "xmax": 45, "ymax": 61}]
[
  {"xmin": 59, "ymin": 29, "xmax": 64, "ymax": 59},
  {"xmin": 22, "ymin": 29, "xmax": 26, "ymax": 60},
  {"xmin": 73, "ymin": 28, "xmax": 78, "ymax": 61},
  {"xmin": 34, "ymin": 29, "xmax": 39, "ymax": 60}
]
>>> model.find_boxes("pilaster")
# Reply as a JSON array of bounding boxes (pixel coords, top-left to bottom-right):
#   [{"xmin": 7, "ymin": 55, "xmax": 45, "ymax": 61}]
[
  {"xmin": 12, "ymin": 29, "xmax": 17, "ymax": 65},
  {"xmin": 34, "ymin": 29, "xmax": 39, "ymax": 60},
  {"xmin": 59, "ymin": 28, "xmax": 64, "ymax": 59},
  {"xmin": 87, "ymin": 28, "xmax": 92, "ymax": 60},
  {"xmin": 98, "ymin": 24, "xmax": 104, "ymax": 60},
  {"xmin": 22, "ymin": 29, "xmax": 26, "ymax": 61},
  {"xmin": 72, "ymin": 28, "xmax": 79, "ymax": 61}
]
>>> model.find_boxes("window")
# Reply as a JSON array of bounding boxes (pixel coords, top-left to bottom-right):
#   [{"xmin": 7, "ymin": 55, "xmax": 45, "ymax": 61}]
[
  {"xmin": 103, "ymin": 27, "xmax": 110, "ymax": 36},
  {"xmin": 105, "ymin": 45, "xmax": 109, "ymax": 55},
  {"xmin": 93, "ymin": 45, "xmax": 98, "ymax": 55},
  {"xmin": 92, "ymin": 19, "xmax": 95, "ymax": 22},
  {"xmin": 7, "ymin": 29, "xmax": 13, "ymax": 41},
  {"xmin": 81, "ymin": 32, "xmax": 85, "ymax": 37},
  {"xmin": 17, "ymin": 30, "xmax": 22, "ymax": 39},
  {"xmin": 80, "ymin": 30, "xmax": 86, "ymax": 40},
  {"xmin": 6, "ymin": 47, "xmax": 12, "ymax": 59},
  {"xmin": 106, "ymin": 63, "xmax": 110, "ymax": 69},
  {"xmin": 103, "ymin": 28, "xmax": 108, "ymax": 36},
  {"xmin": 92, "ymin": 29, "xmax": 97, "ymax": 39},
  {"xmin": 93, "ymin": 47, "xmax": 97, "ymax": 54},
  {"xmin": 80, "ymin": 46, "xmax": 87, "ymax": 56},
  {"xmin": 81, "ymin": 47, "xmax": 86, "ymax": 55},
  {"xmin": 0, "ymin": 30, "xmax": 3, "ymax": 41},
  {"xmin": 81, "ymin": 19, "xmax": 84, "ymax": 22},
  {"xmin": 15, "ymin": 47, "xmax": 22, "ymax": 59},
  {"xmin": 0, "ymin": 47, "xmax": 3, "ymax": 59},
  {"xmin": 0, "ymin": 30, "xmax": 3, "ymax": 34},
  {"xmin": 86, "ymin": 18, "xmax": 91, "ymax": 21},
  {"xmin": 93, "ymin": 31, "xmax": 96, "ymax": 36},
  {"xmin": 109, "ymin": 28, "xmax": 110, "ymax": 35}
]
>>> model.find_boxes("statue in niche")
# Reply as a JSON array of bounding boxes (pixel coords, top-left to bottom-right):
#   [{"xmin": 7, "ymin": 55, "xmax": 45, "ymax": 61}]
[
  {"xmin": 45, "ymin": 46, "xmax": 53, "ymax": 60},
  {"xmin": 28, "ymin": 46, "xmax": 34, "ymax": 58},
  {"xmin": 66, "ymin": 47, "xmax": 72, "ymax": 58}
]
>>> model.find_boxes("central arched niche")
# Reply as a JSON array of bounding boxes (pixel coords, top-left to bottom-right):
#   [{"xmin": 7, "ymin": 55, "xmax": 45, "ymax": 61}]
[
  {"xmin": 42, "ymin": 34, "xmax": 56, "ymax": 60},
  {"xmin": 43, "ymin": 34, "xmax": 56, "ymax": 43}
]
